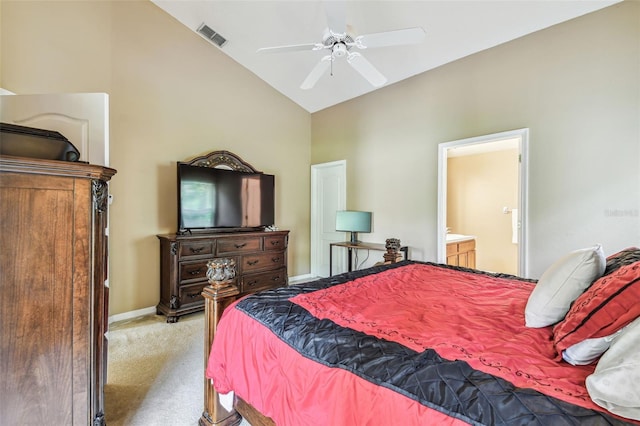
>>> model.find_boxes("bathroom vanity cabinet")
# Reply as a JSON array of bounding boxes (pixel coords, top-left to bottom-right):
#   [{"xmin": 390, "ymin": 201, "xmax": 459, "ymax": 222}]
[{"xmin": 446, "ymin": 237, "xmax": 476, "ymax": 269}]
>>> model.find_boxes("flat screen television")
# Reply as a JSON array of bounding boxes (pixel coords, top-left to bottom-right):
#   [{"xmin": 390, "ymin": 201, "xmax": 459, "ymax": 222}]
[{"xmin": 177, "ymin": 163, "xmax": 275, "ymax": 234}]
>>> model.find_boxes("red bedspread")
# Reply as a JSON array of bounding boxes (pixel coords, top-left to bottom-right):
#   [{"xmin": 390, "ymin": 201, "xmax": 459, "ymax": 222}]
[
  {"xmin": 291, "ymin": 263, "xmax": 597, "ymax": 409},
  {"xmin": 208, "ymin": 262, "xmax": 632, "ymax": 425},
  {"xmin": 209, "ymin": 304, "xmax": 469, "ymax": 425}
]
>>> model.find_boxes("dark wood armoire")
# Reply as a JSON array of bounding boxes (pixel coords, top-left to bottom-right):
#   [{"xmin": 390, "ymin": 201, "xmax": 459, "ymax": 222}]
[{"xmin": 0, "ymin": 155, "xmax": 116, "ymax": 425}]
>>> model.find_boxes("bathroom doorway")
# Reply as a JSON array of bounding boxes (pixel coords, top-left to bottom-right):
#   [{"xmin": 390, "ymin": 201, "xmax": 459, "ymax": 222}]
[{"xmin": 437, "ymin": 129, "xmax": 529, "ymax": 277}]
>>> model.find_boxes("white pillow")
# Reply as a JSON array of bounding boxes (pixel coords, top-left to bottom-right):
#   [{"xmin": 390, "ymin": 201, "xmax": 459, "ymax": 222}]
[
  {"xmin": 562, "ymin": 330, "xmax": 622, "ymax": 366},
  {"xmin": 586, "ymin": 316, "xmax": 640, "ymax": 421},
  {"xmin": 525, "ymin": 244, "xmax": 605, "ymax": 328}
]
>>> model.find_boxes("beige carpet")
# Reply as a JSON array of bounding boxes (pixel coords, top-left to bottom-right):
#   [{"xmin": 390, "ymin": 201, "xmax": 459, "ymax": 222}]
[{"xmin": 105, "ymin": 312, "xmax": 207, "ymax": 425}]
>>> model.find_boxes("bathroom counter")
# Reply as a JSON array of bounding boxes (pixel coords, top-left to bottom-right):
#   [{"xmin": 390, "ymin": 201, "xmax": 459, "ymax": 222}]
[{"xmin": 445, "ymin": 233, "xmax": 476, "ymax": 244}]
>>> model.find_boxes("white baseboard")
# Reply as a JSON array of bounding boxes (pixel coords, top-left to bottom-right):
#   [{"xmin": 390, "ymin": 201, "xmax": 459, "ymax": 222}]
[
  {"xmin": 108, "ymin": 306, "xmax": 156, "ymax": 325},
  {"xmin": 109, "ymin": 273, "xmax": 317, "ymax": 324},
  {"xmin": 289, "ymin": 273, "xmax": 316, "ymax": 284}
]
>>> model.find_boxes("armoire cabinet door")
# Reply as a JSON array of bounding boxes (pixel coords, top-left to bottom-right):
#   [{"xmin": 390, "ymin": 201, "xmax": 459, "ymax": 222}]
[{"xmin": 0, "ymin": 173, "xmax": 77, "ymax": 424}]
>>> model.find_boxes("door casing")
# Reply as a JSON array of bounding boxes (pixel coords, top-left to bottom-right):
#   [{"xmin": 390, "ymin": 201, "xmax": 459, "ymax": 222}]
[{"xmin": 437, "ymin": 128, "xmax": 529, "ymax": 277}]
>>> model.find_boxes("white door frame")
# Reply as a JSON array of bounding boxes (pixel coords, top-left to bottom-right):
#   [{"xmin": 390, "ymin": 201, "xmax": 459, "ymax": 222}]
[
  {"xmin": 437, "ymin": 128, "xmax": 529, "ymax": 277},
  {"xmin": 311, "ymin": 160, "xmax": 347, "ymax": 278}
]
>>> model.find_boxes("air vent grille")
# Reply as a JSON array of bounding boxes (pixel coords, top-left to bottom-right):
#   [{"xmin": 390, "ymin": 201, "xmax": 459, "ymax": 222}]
[{"xmin": 197, "ymin": 23, "xmax": 227, "ymax": 48}]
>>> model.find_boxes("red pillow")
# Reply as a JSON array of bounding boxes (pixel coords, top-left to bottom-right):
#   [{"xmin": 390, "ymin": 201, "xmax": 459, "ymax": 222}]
[
  {"xmin": 602, "ymin": 246, "xmax": 640, "ymax": 277},
  {"xmin": 553, "ymin": 260, "xmax": 640, "ymax": 357}
]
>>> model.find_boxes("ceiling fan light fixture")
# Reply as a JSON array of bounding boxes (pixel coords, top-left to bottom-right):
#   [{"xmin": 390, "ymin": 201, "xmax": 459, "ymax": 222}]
[{"xmin": 332, "ymin": 42, "xmax": 347, "ymax": 58}]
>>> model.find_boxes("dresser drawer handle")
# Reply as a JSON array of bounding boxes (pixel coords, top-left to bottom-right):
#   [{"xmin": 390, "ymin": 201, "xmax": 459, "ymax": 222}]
[
  {"xmin": 234, "ymin": 242, "xmax": 247, "ymax": 249},
  {"xmin": 271, "ymin": 257, "xmax": 281, "ymax": 263},
  {"xmin": 247, "ymin": 280, "xmax": 258, "ymax": 286},
  {"xmin": 189, "ymin": 247, "xmax": 204, "ymax": 254},
  {"xmin": 271, "ymin": 275, "xmax": 281, "ymax": 281},
  {"xmin": 247, "ymin": 260, "xmax": 260, "ymax": 266},
  {"xmin": 187, "ymin": 292, "xmax": 201, "ymax": 299},
  {"xmin": 270, "ymin": 240, "xmax": 281, "ymax": 246},
  {"xmin": 189, "ymin": 269, "xmax": 202, "ymax": 275}
]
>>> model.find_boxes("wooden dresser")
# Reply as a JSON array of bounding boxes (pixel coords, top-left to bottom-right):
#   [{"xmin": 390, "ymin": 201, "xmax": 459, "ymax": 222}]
[
  {"xmin": 0, "ymin": 156, "xmax": 116, "ymax": 425},
  {"xmin": 157, "ymin": 230, "xmax": 289, "ymax": 322}
]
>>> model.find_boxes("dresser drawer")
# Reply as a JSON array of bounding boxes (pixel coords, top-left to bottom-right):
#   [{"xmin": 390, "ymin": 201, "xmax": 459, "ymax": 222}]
[
  {"xmin": 180, "ymin": 240, "xmax": 214, "ymax": 258},
  {"xmin": 264, "ymin": 234, "xmax": 287, "ymax": 251},
  {"xmin": 178, "ymin": 281, "xmax": 207, "ymax": 307},
  {"xmin": 241, "ymin": 251, "xmax": 285, "ymax": 273},
  {"xmin": 179, "ymin": 260, "xmax": 209, "ymax": 283},
  {"xmin": 241, "ymin": 268, "xmax": 287, "ymax": 294},
  {"xmin": 217, "ymin": 237, "xmax": 261, "ymax": 254}
]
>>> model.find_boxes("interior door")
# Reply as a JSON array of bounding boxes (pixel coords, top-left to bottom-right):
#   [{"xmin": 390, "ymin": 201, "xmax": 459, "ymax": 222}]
[
  {"xmin": 0, "ymin": 92, "xmax": 109, "ymax": 166},
  {"xmin": 311, "ymin": 160, "xmax": 347, "ymax": 278}
]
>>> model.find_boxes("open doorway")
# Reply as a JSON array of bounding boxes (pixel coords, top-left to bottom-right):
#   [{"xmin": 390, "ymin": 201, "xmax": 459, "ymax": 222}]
[{"xmin": 437, "ymin": 129, "xmax": 529, "ymax": 277}]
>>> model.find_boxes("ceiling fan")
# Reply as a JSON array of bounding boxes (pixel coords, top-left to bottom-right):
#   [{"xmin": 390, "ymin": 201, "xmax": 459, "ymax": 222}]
[{"xmin": 256, "ymin": 2, "xmax": 426, "ymax": 90}]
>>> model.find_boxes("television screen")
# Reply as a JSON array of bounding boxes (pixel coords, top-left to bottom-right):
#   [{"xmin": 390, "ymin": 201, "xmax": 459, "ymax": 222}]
[{"xmin": 178, "ymin": 163, "xmax": 275, "ymax": 232}]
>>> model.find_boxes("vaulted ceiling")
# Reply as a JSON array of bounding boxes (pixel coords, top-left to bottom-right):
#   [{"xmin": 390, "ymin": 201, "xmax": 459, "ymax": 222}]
[{"xmin": 152, "ymin": 1, "xmax": 620, "ymax": 113}]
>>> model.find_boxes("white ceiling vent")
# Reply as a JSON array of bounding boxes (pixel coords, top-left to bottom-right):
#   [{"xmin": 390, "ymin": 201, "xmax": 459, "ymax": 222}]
[{"xmin": 197, "ymin": 23, "xmax": 227, "ymax": 48}]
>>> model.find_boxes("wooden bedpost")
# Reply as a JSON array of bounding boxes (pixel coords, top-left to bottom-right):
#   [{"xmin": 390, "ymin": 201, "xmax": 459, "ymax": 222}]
[{"xmin": 200, "ymin": 283, "xmax": 242, "ymax": 426}]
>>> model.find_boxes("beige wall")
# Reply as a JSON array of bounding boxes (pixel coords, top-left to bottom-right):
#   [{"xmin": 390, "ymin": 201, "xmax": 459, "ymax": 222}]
[
  {"xmin": 312, "ymin": 1, "xmax": 639, "ymax": 277},
  {"xmin": 2, "ymin": 1, "xmax": 639, "ymax": 317},
  {"xmin": 448, "ymin": 150, "xmax": 519, "ymax": 275},
  {"xmin": 1, "ymin": 0, "xmax": 311, "ymax": 315}
]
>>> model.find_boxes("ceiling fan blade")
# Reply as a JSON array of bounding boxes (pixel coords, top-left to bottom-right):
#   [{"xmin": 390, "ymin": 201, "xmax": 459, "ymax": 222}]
[
  {"xmin": 347, "ymin": 53, "xmax": 387, "ymax": 87},
  {"xmin": 323, "ymin": 1, "xmax": 346, "ymax": 35},
  {"xmin": 257, "ymin": 43, "xmax": 323, "ymax": 54},
  {"xmin": 301, "ymin": 56, "xmax": 332, "ymax": 90},
  {"xmin": 354, "ymin": 27, "xmax": 426, "ymax": 49}
]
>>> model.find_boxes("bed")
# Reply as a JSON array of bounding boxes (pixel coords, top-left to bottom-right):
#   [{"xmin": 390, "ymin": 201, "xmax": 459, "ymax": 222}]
[{"xmin": 201, "ymin": 245, "xmax": 640, "ymax": 425}]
